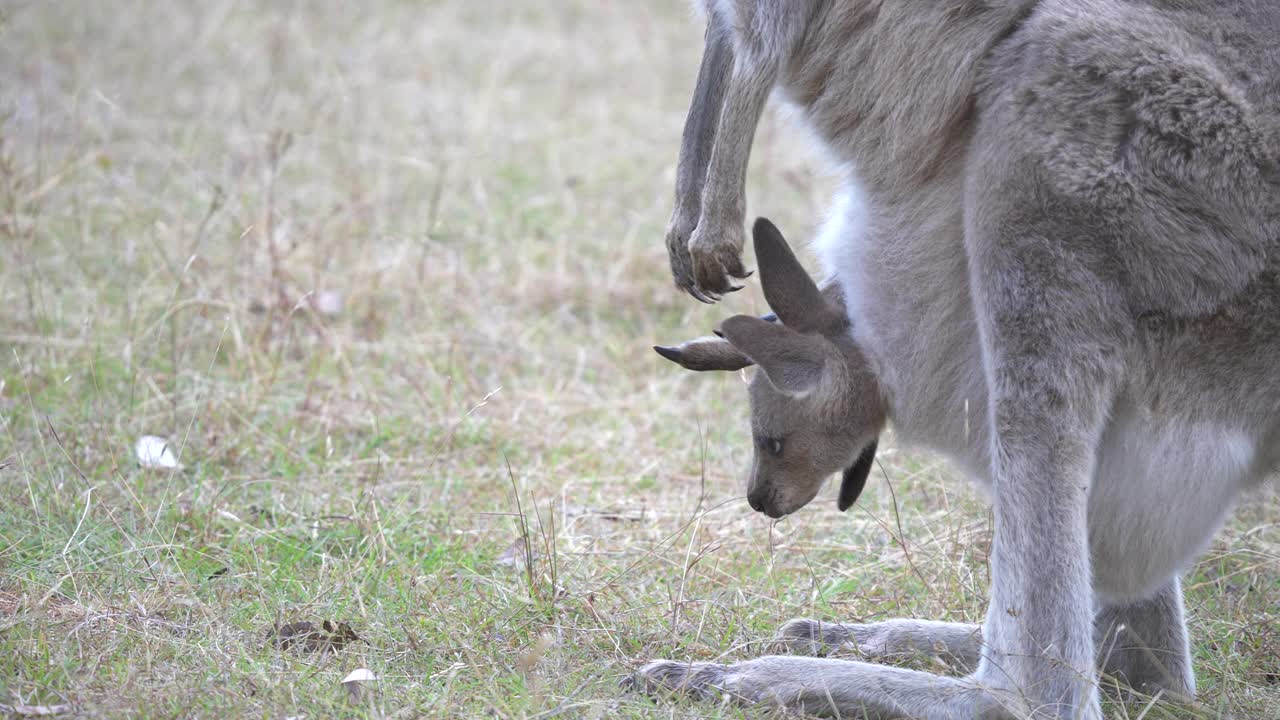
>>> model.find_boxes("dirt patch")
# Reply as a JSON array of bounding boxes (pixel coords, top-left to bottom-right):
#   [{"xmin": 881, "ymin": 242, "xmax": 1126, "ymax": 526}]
[{"xmin": 0, "ymin": 590, "xmax": 20, "ymax": 616}]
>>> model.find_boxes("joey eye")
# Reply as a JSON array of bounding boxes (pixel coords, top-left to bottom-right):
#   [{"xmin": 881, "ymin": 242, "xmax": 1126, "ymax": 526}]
[{"xmin": 764, "ymin": 437, "xmax": 784, "ymax": 457}]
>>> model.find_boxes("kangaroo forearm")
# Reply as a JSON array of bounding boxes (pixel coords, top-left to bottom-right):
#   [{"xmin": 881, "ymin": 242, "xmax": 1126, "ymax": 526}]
[
  {"xmin": 697, "ymin": 58, "xmax": 776, "ymax": 237},
  {"xmin": 671, "ymin": 22, "xmax": 734, "ymax": 230}
]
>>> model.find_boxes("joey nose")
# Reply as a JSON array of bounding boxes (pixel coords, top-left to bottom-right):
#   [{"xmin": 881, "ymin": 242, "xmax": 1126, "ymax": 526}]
[{"xmin": 747, "ymin": 490, "xmax": 766, "ymax": 513}]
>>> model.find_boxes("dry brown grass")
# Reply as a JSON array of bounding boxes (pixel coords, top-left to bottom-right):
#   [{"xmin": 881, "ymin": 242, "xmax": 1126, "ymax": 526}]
[{"xmin": 0, "ymin": 1, "xmax": 1276, "ymax": 718}]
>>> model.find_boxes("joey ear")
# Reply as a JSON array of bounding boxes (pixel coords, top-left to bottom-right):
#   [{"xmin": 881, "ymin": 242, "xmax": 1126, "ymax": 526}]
[
  {"xmin": 654, "ymin": 336, "xmax": 753, "ymax": 371},
  {"xmin": 753, "ymin": 218, "xmax": 842, "ymax": 333},
  {"xmin": 717, "ymin": 314, "xmax": 830, "ymax": 395},
  {"xmin": 838, "ymin": 441, "xmax": 877, "ymax": 511}
]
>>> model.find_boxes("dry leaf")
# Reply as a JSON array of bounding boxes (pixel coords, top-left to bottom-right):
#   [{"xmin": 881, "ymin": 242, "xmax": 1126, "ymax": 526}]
[
  {"xmin": 341, "ymin": 668, "xmax": 377, "ymax": 683},
  {"xmin": 270, "ymin": 619, "xmax": 361, "ymax": 653},
  {"xmin": 341, "ymin": 668, "xmax": 377, "ymax": 703},
  {"xmin": 272, "ymin": 621, "xmax": 323, "ymax": 652},
  {"xmin": 313, "ymin": 290, "xmax": 344, "ymax": 317},
  {"xmin": 0, "ymin": 704, "xmax": 72, "ymax": 716},
  {"xmin": 134, "ymin": 435, "xmax": 179, "ymax": 470},
  {"xmin": 324, "ymin": 620, "xmax": 361, "ymax": 648}
]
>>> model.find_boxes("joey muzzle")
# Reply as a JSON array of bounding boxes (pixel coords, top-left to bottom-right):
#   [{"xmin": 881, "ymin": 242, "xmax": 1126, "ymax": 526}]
[
  {"xmin": 838, "ymin": 441, "xmax": 878, "ymax": 511},
  {"xmin": 747, "ymin": 487, "xmax": 786, "ymax": 519}
]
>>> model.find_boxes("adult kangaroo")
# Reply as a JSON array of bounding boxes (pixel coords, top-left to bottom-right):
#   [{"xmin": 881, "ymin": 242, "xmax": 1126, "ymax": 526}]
[{"xmin": 643, "ymin": 1, "xmax": 1280, "ymax": 718}]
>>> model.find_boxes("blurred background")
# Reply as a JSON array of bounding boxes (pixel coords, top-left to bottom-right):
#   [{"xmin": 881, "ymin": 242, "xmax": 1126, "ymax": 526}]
[{"xmin": 1, "ymin": 2, "xmax": 1276, "ymax": 718}]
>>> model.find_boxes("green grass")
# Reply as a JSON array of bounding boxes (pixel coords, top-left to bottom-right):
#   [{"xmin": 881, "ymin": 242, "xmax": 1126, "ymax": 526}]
[{"xmin": 1, "ymin": 1, "xmax": 1277, "ymax": 717}]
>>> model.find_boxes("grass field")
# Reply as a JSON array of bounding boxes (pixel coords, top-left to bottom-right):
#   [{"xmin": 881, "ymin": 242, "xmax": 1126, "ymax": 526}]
[{"xmin": 1, "ymin": 1, "xmax": 1277, "ymax": 718}]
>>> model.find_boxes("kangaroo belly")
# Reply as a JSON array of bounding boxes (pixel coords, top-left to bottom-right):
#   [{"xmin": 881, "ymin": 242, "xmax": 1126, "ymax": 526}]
[{"xmin": 1088, "ymin": 404, "xmax": 1256, "ymax": 603}]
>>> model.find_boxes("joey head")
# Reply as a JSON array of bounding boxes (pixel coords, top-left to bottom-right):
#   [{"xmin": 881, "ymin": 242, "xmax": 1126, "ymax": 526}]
[{"xmin": 656, "ymin": 218, "xmax": 885, "ymax": 518}]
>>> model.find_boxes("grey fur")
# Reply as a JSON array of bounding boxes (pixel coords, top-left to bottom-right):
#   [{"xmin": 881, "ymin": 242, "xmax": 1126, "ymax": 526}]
[{"xmin": 645, "ymin": 1, "xmax": 1280, "ymax": 718}]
